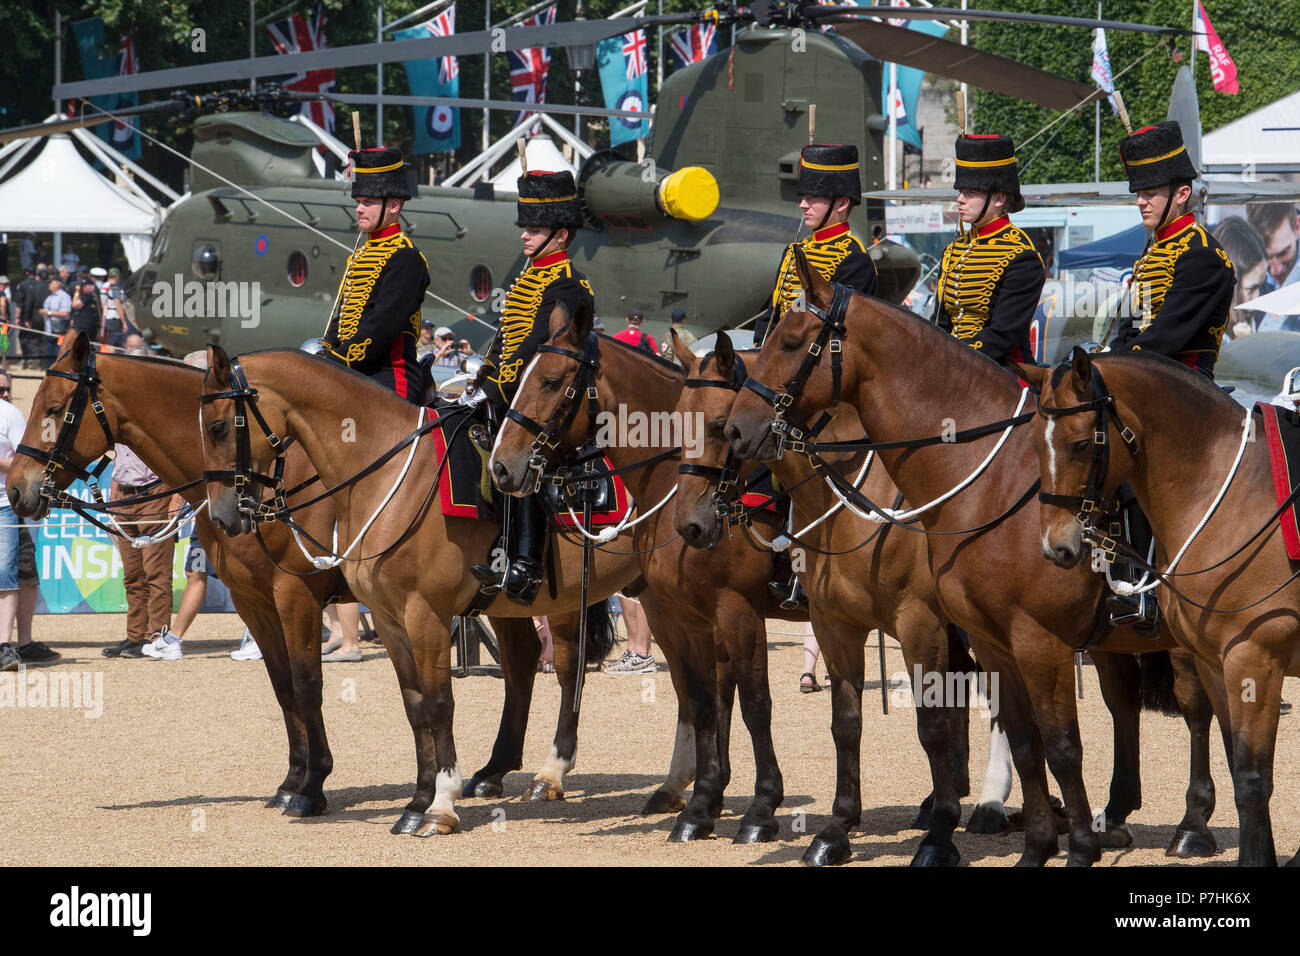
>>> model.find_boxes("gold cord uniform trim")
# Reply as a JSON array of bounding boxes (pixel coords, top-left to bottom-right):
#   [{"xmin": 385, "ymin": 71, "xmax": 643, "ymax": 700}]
[
  {"xmin": 495, "ymin": 258, "xmax": 594, "ymax": 386},
  {"xmin": 1130, "ymin": 222, "xmax": 1212, "ymax": 331},
  {"xmin": 332, "ymin": 231, "xmax": 426, "ymax": 365},
  {"xmin": 771, "ymin": 230, "xmax": 868, "ymax": 318},
  {"xmin": 938, "ymin": 223, "xmax": 1040, "ymax": 342}
]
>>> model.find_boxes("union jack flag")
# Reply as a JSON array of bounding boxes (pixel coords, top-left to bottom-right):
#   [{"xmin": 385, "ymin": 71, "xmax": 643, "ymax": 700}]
[
  {"xmin": 266, "ymin": 1, "xmax": 336, "ymax": 135},
  {"xmin": 109, "ymin": 33, "xmax": 140, "ymax": 150},
  {"xmin": 667, "ymin": 22, "xmax": 716, "ymax": 72},
  {"xmin": 425, "ymin": 6, "xmax": 458, "ymax": 83},
  {"xmin": 622, "ymin": 30, "xmax": 647, "ymax": 80},
  {"xmin": 508, "ymin": 4, "xmax": 557, "ymax": 126}
]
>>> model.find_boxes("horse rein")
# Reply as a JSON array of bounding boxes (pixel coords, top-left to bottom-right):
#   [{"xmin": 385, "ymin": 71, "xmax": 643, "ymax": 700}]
[{"xmin": 678, "ymin": 352, "xmax": 751, "ymax": 526}]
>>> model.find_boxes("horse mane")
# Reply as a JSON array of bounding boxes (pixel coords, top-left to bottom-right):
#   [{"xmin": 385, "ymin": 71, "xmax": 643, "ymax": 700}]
[
  {"xmin": 235, "ymin": 347, "xmax": 411, "ymax": 400},
  {"xmin": 106, "ymin": 351, "xmax": 197, "ymax": 370},
  {"xmin": 1094, "ymin": 351, "xmax": 1238, "ymax": 410},
  {"xmin": 598, "ymin": 333, "xmax": 686, "ymax": 380}
]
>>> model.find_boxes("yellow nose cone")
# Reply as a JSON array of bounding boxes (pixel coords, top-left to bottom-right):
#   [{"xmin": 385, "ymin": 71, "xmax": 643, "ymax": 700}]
[{"xmin": 659, "ymin": 166, "xmax": 720, "ymax": 221}]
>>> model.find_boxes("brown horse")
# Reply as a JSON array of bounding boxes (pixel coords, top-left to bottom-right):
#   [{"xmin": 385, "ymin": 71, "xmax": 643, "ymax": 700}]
[
  {"xmin": 1028, "ymin": 348, "xmax": 1300, "ymax": 866},
  {"xmin": 199, "ymin": 343, "xmax": 646, "ymax": 836},
  {"xmin": 487, "ymin": 307, "xmax": 809, "ymax": 843},
  {"xmin": 672, "ymin": 331, "xmax": 979, "ymax": 865},
  {"xmin": 8, "ymin": 333, "xmax": 603, "ymax": 825},
  {"xmin": 726, "ymin": 249, "xmax": 1222, "ymax": 866}
]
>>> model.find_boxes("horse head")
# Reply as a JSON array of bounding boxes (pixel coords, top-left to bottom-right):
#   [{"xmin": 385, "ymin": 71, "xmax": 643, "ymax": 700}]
[
  {"xmin": 489, "ymin": 297, "xmax": 597, "ymax": 495},
  {"xmin": 673, "ymin": 330, "xmax": 745, "ymax": 550}
]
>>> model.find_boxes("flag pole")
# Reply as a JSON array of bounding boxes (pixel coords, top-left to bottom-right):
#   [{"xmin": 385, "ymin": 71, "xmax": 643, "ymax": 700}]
[
  {"xmin": 1095, "ymin": 2, "xmax": 1101, "ymax": 182},
  {"xmin": 483, "ymin": 0, "xmax": 491, "ymax": 153},
  {"xmin": 1190, "ymin": 0, "xmax": 1197, "ymax": 82},
  {"xmin": 377, "ymin": 2, "xmax": 384, "ymax": 145}
]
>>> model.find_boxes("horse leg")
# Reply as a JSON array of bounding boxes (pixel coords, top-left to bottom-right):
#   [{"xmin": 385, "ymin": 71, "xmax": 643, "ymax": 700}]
[
  {"xmin": 1090, "ymin": 651, "xmax": 1142, "ymax": 848},
  {"xmin": 464, "ymin": 617, "xmax": 540, "ymax": 798},
  {"xmin": 279, "ymin": 591, "xmax": 333, "ymax": 817},
  {"xmin": 801, "ymin": 619, "xmax": 864, "ymax": 867},
  {"xmin": 966, "ymin": 720, "xmax": 1014, "ymax": 833},
  {"xmin": 713, "ymin": 631, "xmax": 736, "ymax": 809},
  {"xmin": 1017, "ymin": 641, "xmax": 1101, "ymax": 867},
  {"xmin": 412, "ymin": 614, "xmax": 462, "ymax": 837},
  {"xmin": 523, "ymin": 610, "xmax": 583, "ymax": 802},
  {"xmin": 1165, "ymin": 647, "xmax": 1219, "ymax": 858},
  {"xmin": 727, "ymin": 605, "xmax": 785, "ymax": 845},
  {"xmin": 380, "ymin": 614, "xmax": 443, "ymax": 835},
  {"xmin": 1221, "ymin": 642, "xmax": 1285, "ymax": 866},
  {"xmin": 896, "ymin": 611, "xmax": 962, "ymax": 867}
]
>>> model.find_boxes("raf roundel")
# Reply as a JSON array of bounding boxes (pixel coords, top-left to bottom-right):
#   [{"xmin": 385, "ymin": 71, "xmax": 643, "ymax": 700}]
[{"xmin": 255, "ymin": 234, "xmax": 269, "ymax": 257}]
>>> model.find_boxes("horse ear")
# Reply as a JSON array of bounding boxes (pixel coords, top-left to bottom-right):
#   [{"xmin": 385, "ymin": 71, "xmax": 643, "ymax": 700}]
[
  {"xmin": 207, "ymin": 345, "xmax": 232, "ymax": 388},
  {"xmin": 793, "ymin": 244, "xmax": 831, "ymax": 309},
  {"xmin": 672, "ymin": 329, "xmax": 698, "ymax": 375},
  {"xmin": 1012, "ymin": 362, "xmax": 1050, "ymax": 392},
  {"xmin": 713, "ymin": 330, "xmax": 735, "ymax": 376},
  {"xmin": 66, "ymin": 329, "xmax": 90, "ymax": 369},
  {"xmin": 1071, "ymin": 345, "xmax": 1093, "ymax": 385}
]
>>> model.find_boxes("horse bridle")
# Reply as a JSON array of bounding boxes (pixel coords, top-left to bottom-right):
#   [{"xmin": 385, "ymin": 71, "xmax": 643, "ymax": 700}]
[
  {"xmin": 503, "ymin": 333, "xmax": 603, "ymax": 494},
  {"xmin": 741, "ymin": 282, "xmax": 852, "ymax": 457},
  {"xmin": 1036, "ymin": 365, "xmax": 1139, "ymax": 558},
  {"xmin": 199, "ymin": 356, "xmax": 289, "ymax": 524},
  {"xmin": 678, "ymin": 352, "xmax": 751, "ymax": 524},
  {"xmin": 17, "ymin": 349, "xmax": 119, "ymax": 510}
]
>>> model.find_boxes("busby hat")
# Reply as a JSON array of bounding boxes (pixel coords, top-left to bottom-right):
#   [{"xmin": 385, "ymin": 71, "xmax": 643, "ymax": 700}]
[
  {"xmin": 797, "ymin": 144, "xmax": 861, "ymax": 204},
  {"xmin": 350, "ymin": 147, "xmax": 413, "ymax": 200},
  {"xmin": 1119, "ymin": 122, "xmax": 1197, "ymax": 192},
  {"xmin": 515, "ymin": 170, "xmax": 584, "ymax": 230},
  {"xmin": 954, "ymin": 134, "xmax": 1023, "ymax": 211}
]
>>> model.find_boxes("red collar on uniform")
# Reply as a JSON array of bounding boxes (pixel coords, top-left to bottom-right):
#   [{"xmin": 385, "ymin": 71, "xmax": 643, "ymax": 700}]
[
  {"xmin": 976, "ymin": 215, "xmax": 1011, "ymax": 238},
  {"xmin": 368, "ymin": 222, "xmax": 402, "ymax": 240},
  {"xmin": 813, "ymin": 221, "xmax": 850, "ymax": 242},
  {"xmin": 1156, "ymin": 213, "xmax": 1196, "ymax": 242},
  {"xmin": 530, "ymin": 250, "xmax": 569, "ymax": 269}
]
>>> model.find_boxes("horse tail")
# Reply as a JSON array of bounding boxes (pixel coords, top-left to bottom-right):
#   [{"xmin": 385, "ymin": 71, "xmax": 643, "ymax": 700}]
[
  {"xmin": 585, "ymin": 599, "xmax": 616, "ymax": 664},
  {"xmin": 1137, "ymin": 651, "xmax": 1180, "ymax": 717}
]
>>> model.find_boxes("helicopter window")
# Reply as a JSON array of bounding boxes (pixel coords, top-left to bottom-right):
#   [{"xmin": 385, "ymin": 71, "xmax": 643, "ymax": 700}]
[
  {"xmin": 192, "ymin": 243, "xmax": 221, "ymax": 280},
  {"xmin": 469, "ymin": 265, "xmax": 492, "ymax": 302},
  {"xmin": 287, "ymin": 251, "xmax": 309, "ymax": 288}
]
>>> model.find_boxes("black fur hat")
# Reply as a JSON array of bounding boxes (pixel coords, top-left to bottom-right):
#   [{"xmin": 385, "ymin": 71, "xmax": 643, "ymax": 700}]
[
  {"xmin": 954, "ymin": 134, "xmax": 1023, "ymax": 212},
  {"xmin": 1119, "ymin": 122, "xmax": 1198, "ymax": 192},
  {"xmin": 797, "ymin": 144, "xmax": 861, "ymax": 204},
  {"xmin": 515, "ymin": 170, "xmax": 584, "ymax": 230},
  {"xmin": 350, "ymin": 147, "xmax": 413, "ymax": 200}
]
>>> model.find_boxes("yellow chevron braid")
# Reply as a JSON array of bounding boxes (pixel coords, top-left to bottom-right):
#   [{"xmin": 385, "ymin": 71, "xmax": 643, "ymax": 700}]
[
  {"xmin": 771, "ymin": 231, "xmax": 864, "ymax": 317},
  {"xmin": 335, "ymin": 231, "xmax": 411, "ymax": 346},
  {"xmin": 940, "ymin": 224, "xmax": 1039, "ymax": 343}
]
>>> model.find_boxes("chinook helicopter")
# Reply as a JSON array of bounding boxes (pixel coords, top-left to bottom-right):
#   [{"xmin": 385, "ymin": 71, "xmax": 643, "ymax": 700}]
[{"xmin": 3, "ymin": 2, "xmax": 1192, "ymax": 356}]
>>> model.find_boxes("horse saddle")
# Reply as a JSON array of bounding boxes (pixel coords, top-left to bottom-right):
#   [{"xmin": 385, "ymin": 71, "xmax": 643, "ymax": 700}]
[
  {"xmin": 1255, "ymin": 402, "xmax": 1300, "ymax": 560},
  {"xmin": 543, "ymin": 445, "xmax": 632, "ymax": 528},
  {"xmin": 429, "ymin": 400, "xmax": 501, "ymax": 521}
]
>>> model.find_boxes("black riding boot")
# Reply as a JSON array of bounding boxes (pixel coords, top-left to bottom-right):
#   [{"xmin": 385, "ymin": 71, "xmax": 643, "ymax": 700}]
[
  {"xmin": 767, "ymin": 550, "xmax": 808, "ymax": 611},
  {"xmin": 502, "ymin": 493, "xmax": 547, "ymax": 606},
  {"xmin": 1104, "ymin": 489, "xmax": 1161, "ymax": 636}
]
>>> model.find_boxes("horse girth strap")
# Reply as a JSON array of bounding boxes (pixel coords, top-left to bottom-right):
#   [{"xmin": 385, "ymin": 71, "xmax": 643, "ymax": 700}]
[{"xmin": 17, "ymin": 350, "xmax": 119, "ymax": 495}]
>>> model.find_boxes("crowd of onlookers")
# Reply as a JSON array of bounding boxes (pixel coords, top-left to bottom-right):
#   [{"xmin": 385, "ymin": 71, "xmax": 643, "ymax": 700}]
[{"xmin": 0, "ymin": 259, "xmax": 135, "ymax": 369}]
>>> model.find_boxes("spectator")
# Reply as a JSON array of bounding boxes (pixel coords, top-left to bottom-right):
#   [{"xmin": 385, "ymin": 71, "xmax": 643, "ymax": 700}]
[
  {"xmin": 604, "ymin": 593, "xmax": 656, "ymax": 674},
  {"xmin": 415, "ymin": 319, "xmax": 438, "ymax": 359},
  {"xmin": 15, "ymin": 267, "xmax": 50, "ymax": 368},
  {"xmin": 124, "ymin": 333, "xmax": 146, "ymax": 354},
  {"xmin": 0, "ymin": 276, "xmax": 11, "ymax": 322},
  {"xmin": 102, "ymin": 441, "xmax": 176, "ymax": 659},
  {"xmin": 798, "ymin": 623, "xmax": 831, "ymax": 692},
  {"xmin": 100, "ymin": 274, "xmax": 128, "ymax": 348},
  {"xmin": 612, "ymin": 309, "xmax": 659, "ymax": 355},
  {"xmin": 18, "ymin": 237, "xmax": 37, "ymax": 273},
  {"xmin": 457, "ymin": 338, "xmax": 473, "ymax": 357},
  {"xmin": 321, "ymin": 601, "xmax": 363, "ymax": 662},
  {"xmin": 0, "ymin": 369, "xmax": 54, "ymax": 671},
  {"xmin": 60, "ymin": 250, "xmax": 80, "ymax": 272},
  {"xmin": 57, "ymin": 265, "xmax": 72, "ymax": 289},
  {"xmin": 431, "ymin": 325, "xmax": 460, "ymax": 367},
  {"xmin": 658, "ymin": 308, "xmax": 696, "ymax": 366},
  {"xmin": 1213, "ymin": 216, "xmax": 1269, "ymax": 338},
  {"xmin": 69, "ymin": 278, "xmax": 102, "ymax": 340},
  {"xmin": 534, "ymin": 617, "xmax": 554, "ymax": 673},
  {"xmin": 1246, "ymin": 203, "xmax": 1300, "ymax": 293},
  {"xmin": 40, "ymin": 279, "xmax": 71, "ymax": 364}
]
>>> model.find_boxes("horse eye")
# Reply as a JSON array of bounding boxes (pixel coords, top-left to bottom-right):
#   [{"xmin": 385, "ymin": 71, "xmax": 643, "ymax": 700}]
[
  {"xmin": 541, "ymin": 378, "xmax": 562, "ymax": 390},
  {"xmin": 209, "ymin": 419, "xmax": 228, "ymax": 440},
  {"xmin": 707, "ymin": 418, "xmax": 727, "ymax": 439},
  {"xmin": 1071, "ymin": 439, "xmax": 1091, "ymax": 454}
]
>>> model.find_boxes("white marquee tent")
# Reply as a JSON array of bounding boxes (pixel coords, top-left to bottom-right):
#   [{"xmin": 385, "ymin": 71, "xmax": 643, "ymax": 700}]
[{"xmin": 1202, "ymin": 90, "xmax": 1300, "ymax": 175}]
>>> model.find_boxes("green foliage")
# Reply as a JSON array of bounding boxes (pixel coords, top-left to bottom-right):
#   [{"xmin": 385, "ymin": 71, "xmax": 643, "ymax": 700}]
[{"xmin": 969, "ymin": 0, "xmax": 1300, "ymax": 182}]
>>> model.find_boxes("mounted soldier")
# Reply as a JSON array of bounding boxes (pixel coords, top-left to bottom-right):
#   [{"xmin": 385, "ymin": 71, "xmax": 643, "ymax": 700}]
[
  {"xmin": 320, "ymin": 147, "xmax": 428, "ymax": 403},
  {"xmin": 758, "ymin": 141, "xmax": 877, "ymax": 609},
  {"xmin": 469, "ymin": 169, "xmax": 595, "ymax": 606},
  {"xmin": 1110, "ymin": 121, "xmax": 1234, "ymax": 378},
  {"xmin": 1102, "ymin": 121, "xmax": 1235, "ymax": 631},
  {"xmin": 931, "ymin": 133, "xmax": 1044, "ymax": 367}
]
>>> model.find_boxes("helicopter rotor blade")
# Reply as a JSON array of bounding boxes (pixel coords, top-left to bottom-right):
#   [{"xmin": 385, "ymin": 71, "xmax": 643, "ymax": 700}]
[
  {"xmin": 328, "ymin": 92, "xmax": 650, "ymax": 122},
  {"xmin": 830, "ymin": 18, "xmax": 1100, "ymax": 113},
  {"xmin": 0, "ymin": 98, "xmax": 188, "ymax": 145},
  {"xmin": 805, "ymin": 6, "xmax": 1191, "ymax": 36}
]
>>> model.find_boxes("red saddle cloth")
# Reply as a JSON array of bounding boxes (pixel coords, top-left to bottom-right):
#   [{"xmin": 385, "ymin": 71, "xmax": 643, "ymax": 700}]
[{"xmin": 1255, "ymin": 402, "xmax": 1300, "ymax": 560}]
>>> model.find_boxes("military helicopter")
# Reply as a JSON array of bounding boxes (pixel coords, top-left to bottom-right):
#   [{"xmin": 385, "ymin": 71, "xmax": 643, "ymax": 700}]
[{"xmin": 3, "ymin": 1, "xmax": 1192, "ymax": 356}]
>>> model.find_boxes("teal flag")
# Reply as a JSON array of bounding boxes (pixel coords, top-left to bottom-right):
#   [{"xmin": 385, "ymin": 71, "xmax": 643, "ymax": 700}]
[
  {"xmin": 395, "ymin": 11, "xmax": 461, "ymax": 155},
  {"xmin": 597, "ymin": 30, "xmax": 649, "ymax": 148},
  {"xmin": 878, "ymin": 19, "xmax": 948, "ymax": 151},
  {"xmin": 70, "ymin": 17, "xmax": 141, "ymax": 160}
]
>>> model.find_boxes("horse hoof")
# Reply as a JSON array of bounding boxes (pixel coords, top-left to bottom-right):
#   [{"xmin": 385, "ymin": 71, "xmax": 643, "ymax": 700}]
[
  {"xmin": 801, "ymin": 833, "xmax": 853, "ymax": 867},
  {"xmin": 966, "ymin": 804, "xmax": 1010, "ymax": 834},
  {"xmin": 390, "ymin": 810, "xmax": 426, "ymax": 835},
  {"xmin": 1287, "ymin": 852, "xmax": 1300, "ymax": 867},
  {"xmin": 522, "ymin": 780, "xmax": 564, "ymax": 802},
  {"xmin": 641, "ymin": 790, "xmax": 686, "ymax": 816},
  {"xmin": 282, "ymin": 794, "xmax": 327, "ymax": 818},
  {"xmin": 1166, "ymin": 828, "xmax": 1217, "ymax": 858},
  {"xmin": 667, "ymin": 818, "xmax": 714, "ymax": 842},
  {"xmin": 265, "ymin": 791, "xmax": 294, "ymax": 811},
  {"xmin": 1098, "ymin": 823, "xmax": 1132, "ymax": 849},
  {"xmin": 910, "ymin": 843, "xmax": 960, "ymax": 867},
  {"xmin": 733, "ymin": 819, "xmax": 779, "ymax": 844},
  {"xmin": 463, "ymin": 778, "xmax": 504, "ymax": 799},
  {"xmin": 912, "ymin": 793, "xmax": 935, "ymax": 831},
  {"xmin": 413, "ymin": 811, "xmax": 459, "ymax": 837}
]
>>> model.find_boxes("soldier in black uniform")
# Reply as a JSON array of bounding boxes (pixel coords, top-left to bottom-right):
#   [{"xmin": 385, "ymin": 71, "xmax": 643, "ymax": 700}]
[
  {"xmin": 932, "ymin": 133, "xmax": 1045, "ymax": 367},
  {"xmin": 1110, "ymin": 121, "xmax": 1234, "ymax": 378},
  {"xmin": 754, "ymin": 143, "xmax": 877, "ymax": 348},
  {"xmin": 320, "ymin": 147, "xmax": 429, "ymax": 403},
  {"xmin": 470, "ymin": 170, "xmax": 595, "ymax": 605},
  {"xmin": 1105, "ymin": 122, "xmax": 1235, "ymax": 631}
]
